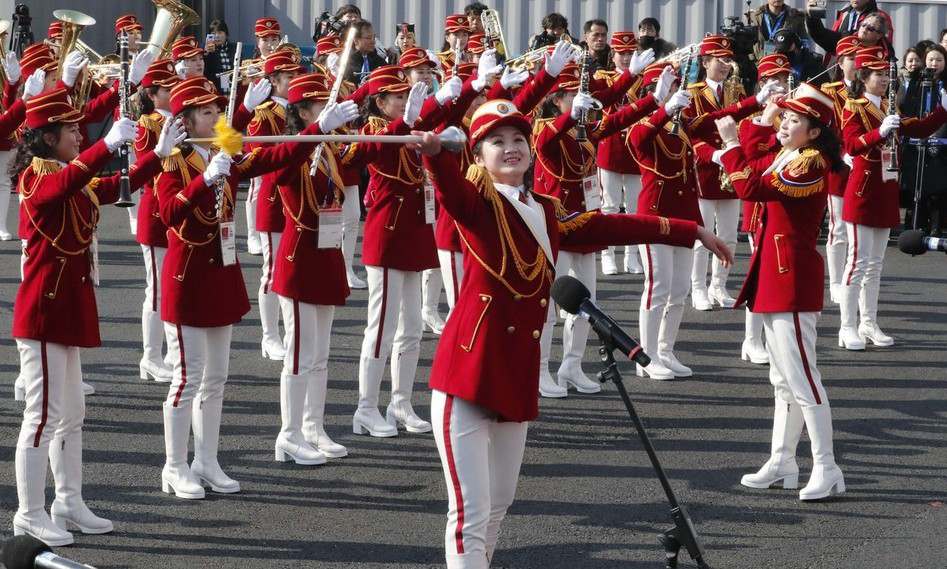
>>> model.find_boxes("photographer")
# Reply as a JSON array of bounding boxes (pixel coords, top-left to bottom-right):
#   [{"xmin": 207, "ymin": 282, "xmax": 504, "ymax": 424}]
[
  {"xmin": 529, "ymin": 13, "xmax": 573, "ymax": 51},
  {"xmin": 203, "ymin": 19, "xmax": 237, "ymax": 95},
  {"xmin": 749, "ymin": 0, "xmax": 808, "ymax": 60},
  {"xmin": 583, "ymin": 19, "xmax": 611, "ymax": 73},
  {"xmin": 773, "ymin": 29, "xmax": 825, "ymax": 86},
  {"xmin": 805, "ymin": 0, "xmax": 892, "ymax": 57},
  {"xmin": 637, "ymin": 17, "xmax": 675, "ymax": 59},
  {"xmin": 313, "ymin": 4, "xmax": 361, "ymax": 42},
  {"xmin": 464, "ymin": 2, "xmax": 488, "ymax": 34}
]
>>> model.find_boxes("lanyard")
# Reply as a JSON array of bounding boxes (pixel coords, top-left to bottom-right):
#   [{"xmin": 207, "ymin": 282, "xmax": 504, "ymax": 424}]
[
  {"xmin": 848, "ymin": 10, "xmax": 860, "ymax": 33},
  {"xmin": 763, "ymin": 9, "xmax": 787, "ymax": 39}
]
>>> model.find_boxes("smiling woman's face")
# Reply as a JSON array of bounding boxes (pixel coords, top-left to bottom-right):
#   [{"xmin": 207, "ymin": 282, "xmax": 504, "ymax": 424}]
[{"xmin": 474, "ymin": 125, "xmax": 532, "ymax": 186}]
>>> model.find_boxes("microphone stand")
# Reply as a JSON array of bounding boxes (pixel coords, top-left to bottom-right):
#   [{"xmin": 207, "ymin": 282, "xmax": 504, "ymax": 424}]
[
  {"xmin": 595, "ymin": 338, "xmax": 711, "ymax": 569},
  {"xmin": 909, "ymin": 72, "xmax": 934, "ymax": 231}
]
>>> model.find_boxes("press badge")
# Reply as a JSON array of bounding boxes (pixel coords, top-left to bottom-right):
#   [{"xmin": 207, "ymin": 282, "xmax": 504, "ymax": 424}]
[
  {"xmin": 881, "ymin": 149, "xmax": 898, "ymax": 182},
  {"xmin": 582, "ymin": 175, "xmax": 602, "ymax": 211},
  {"xmin": 89, "ymin": 236, "xmax": 100, "ymax": 286},
  {"xmin": 318, "ymin": 207, "xmax": 343, "ymax": 249},
  {"xmin": 220, "ymin": 221, "xmax": 237, "ymax": 266},
  {"xmin": 424, "ymin": 179, "xmax": 436, "ymax": 224}
]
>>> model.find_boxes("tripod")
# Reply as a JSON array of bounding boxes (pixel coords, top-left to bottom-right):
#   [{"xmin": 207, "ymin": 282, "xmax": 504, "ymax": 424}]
[{"xmin": 596, "ymin": 340, "xmax": 711, "ymax": 569}]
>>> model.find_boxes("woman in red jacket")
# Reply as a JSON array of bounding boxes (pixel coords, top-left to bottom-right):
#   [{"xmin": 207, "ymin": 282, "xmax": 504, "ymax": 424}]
[
  {"xmin": 716, "ymin": 83, "xmax": 848, "ymax": 500},
  {"xmin": 270, "ymin": 72, "xmax": 360, "ymax": 464},
  {"xmin": 418, "ymin": 100, "xmax": 730, "ymax": 568},
  {"xmin": 837, "ymin": 47, "xmax": 947, "ymax": 350},
  {"xmin": 12, "ymin": 87, "xmax": 179, "ymax": 545},
  {"xmin": 155, "ymin": 77, "xmax": 324, "ymax": 500}
]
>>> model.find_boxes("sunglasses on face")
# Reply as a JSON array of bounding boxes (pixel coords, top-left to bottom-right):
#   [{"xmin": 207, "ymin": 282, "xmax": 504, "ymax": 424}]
[{"xmin": 860, "ymin": 23, "xmax": 881, "ymax": 34}]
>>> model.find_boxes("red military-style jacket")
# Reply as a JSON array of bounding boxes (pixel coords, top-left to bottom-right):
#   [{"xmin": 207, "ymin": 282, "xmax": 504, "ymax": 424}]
[
  {"xmin": 424, "ymin": 150, "xmax": 697, "ymax": 422},
  {"xmin": 720, "ymin": 121, "xmax": 829, "ymax": 313},
  {"xmin": 841, "ymin": 97, "xmax": 947, "ymax": 228},
  {"xmin": 533, "ymin": 94, "xmax": 659, "ymax": 253},
  {"xmin": 135, "ymin": 110, "xmax": 170, "ymax": 247},
  {"xmin": 0, "ymin": 81, "xmax": 20, "ymax": 151},
  {"xmin": 821, "ymin": 81, "xmax": 852, "ymax": 199},
  {"xmin": 627, "ymin": 105, "xmax": 702, "ymax": 225},
  {"xmin": 594, "ymin": 68, "xmax": 643, "ymax": 175},
  {"xmin": 272, "ymin": 147, "xmax": 350, "ymax": 306},
  {"xmin": 14, "ymin": 140, "xmax": 162, "ymax": 347},
  {"xmin": 734, "ymin": 114, "xmax": 781, "ymax": 233},
  {"xmin": 684, "ymin": 81, "xmax": 760, "ymax": 200},
  {"xmin": 248, "ymin": 98, "xmax": 288, "ymax": 233},
  {"xmin": 155, "ymin": 122, "xmax": 321, "ymax": 327}
]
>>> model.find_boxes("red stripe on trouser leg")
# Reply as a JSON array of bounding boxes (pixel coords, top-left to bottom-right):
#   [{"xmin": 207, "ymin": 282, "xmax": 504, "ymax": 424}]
[
  {"xmin": 292, "ymin": 299, "xmax": 300, "ymax": 375},
  {"xmin": 827, "ymin": 198, "xmax": 835, "ymax": 246},
  {"xmin": 450, "ymin": 254, "xmax": 459, "ymax": 300},
  {"xmin": 645, "ymin": 245, "xmax": 654, "ymax": 310},
  {"xmin": 792, "ymin": 312, "xmax": 822, "ymax": 405},
  {"xmin": 373, "ymin": 268, "xmax": 389, "ymax": 359},
  {"xmin": 442, "ymin": 395, "xmax": 465, "ymax": 554},
  {"xmin": 845, "ymin": 225, "xmax": 858, "ymax": 286},
  {"xmin": 172, "ymin": 324, "xmax": 188, "ymax": 407},
  {"xmin": 264, "ymin": 232, "xmax": 274, "ymax": 294},
  {"xmin": 150, "ymin": 247, "xmax": 158, "ymax": 312},
  {"xmin": 32, "ymin": 342, "xmax": 49, "ymax": 447}
]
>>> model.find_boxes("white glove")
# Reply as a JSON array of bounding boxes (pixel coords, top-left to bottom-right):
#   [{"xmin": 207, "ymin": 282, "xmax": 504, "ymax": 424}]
[
  {"xmin": 756, "ymin": 78, "xmax": 785, "ymax": 105},
  {"xmin": 317, "ymin": 100, "xmax": 360, "ymax": 132},
  {"xmin": 435, "ymin": 75, "xmax": 463, "ymax": 105},
  {"xmin": 500, "ymin": 67, "xmax": 530, "ymax": 90},
  {"xmin": 842, "ymin": 153, "xmax": 854, "ymax": 168},
  {"xmin": 570, "ymin": 92, "xmax": 596, "ymax": 120},
  {"xmin": 326, "ymin": 52, "xmax": 340, "ymax": 76},
  {"xmin": 629, "ymin": 48, "xmax": 655, "ymax": 76},
  {"xmin": 204, "ymin": 152, "xmax": 232, "ymax": 186},
  {"xmin": 941, "ymin": 89, "xmax": 947, "ymax": 111},
  {"xmin": 471, "ymin": 48, "xmax": 503, "ymax": 92},
  {"xmin": 22, "ymin": 70, "xmax": 46, "ymax": 101},
  {"xmin": 403, "ymin": 81, "xmax": 427, "ymax": 127},
  {"xmin": 154, "ymin": 118, "xmax": 187, "ymax": 158},
  {"xmin": 104, "ymin": 117, "xmax": 137, "ymax": 152},
  {"xmin": 654, "ymin": 65, "xmax": 676, "ymax": 103},
  {"xmin": 879, "ymin": 114, "xmax": 901, "ymax": 137},
  {"xmin": 129, "ymin": 47, "xmax": 157, "ymax": 85},
  {"xmin": 174, "ymin": 60, "xmax": 188, "ymax": 79},
  {"xmin": 62, "ymin": 51, "xmax": 89, "ymax": 88},
  {"xmin": 243, "ymin": 78, "xmax": 272, "ymax": 111},
  {"xmin": 3, "ymin": 51, "xmax": 20, "ymax": 84},
  {"xmin": 544, "ymin": 41, "xmax": 574, "ymax": 78},
  {"xmin": 664, "ymin": 90, "xmax": 692, "ymax": 114}
]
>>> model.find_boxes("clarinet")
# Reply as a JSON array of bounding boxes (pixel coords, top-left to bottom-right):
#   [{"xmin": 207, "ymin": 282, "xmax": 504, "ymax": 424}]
[
  {"xmin": 575, "ymin": 48, "xmax": 592, "ymax": 141},
  {"xmin": 114, "ymin": 31, "xmax": 134, "ymax": 208},
  {"xmin": 669, "ymin": 48, "xmax": 695, "ymax": 136},
  {"xmin": 884, "ymin": 54, "xmax": 900, "ymax": 173}
]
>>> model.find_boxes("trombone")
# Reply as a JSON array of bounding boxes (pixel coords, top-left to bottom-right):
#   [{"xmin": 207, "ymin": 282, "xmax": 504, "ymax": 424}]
[{"xmin": 504, "ymin": 40, "xmax": 583, "ymax": 72}]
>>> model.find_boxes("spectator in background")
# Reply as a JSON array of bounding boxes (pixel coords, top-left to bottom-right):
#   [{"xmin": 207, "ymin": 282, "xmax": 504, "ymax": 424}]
[
  {"xmin": 637, "ymin": 17, "xmax": 675, "ymax": 59},
  {"xmin": 464, "ymin": 2, "xmax": 488, "ymax": 34},
  {"xmin": 940, "ymin": 29, "xmax": 947, "ymax": 51},
  {"xmin": 583, "ymin": 19, "xmax": 611, "ymax": 73},
  {"xmin": 388, "ymin": 23, "xmax": 417, "ymax": 62},
  {"xmin": 805, "ymin": 0, "xmax": 892, "ymax": 57},
  {"xmin": 529, "ymin": 13, "xmax": 573, "ymax": 51},
  {"xmin": 343, "ymin": 20, "xmax": 389, "ymax": 85},
  {"xmin": 750, "ymin": 0, "xmax": 808, "ymax": 60},
  {"xmin": 903, "ymin": 47, "xmax": 923, "ymax": 81},
  {"xmin": 772, "ymin": 28, "xmax": 825, "ymax": 85},
  {"xmin": 203, "ymin": 19, "xmax": 237, "ymax": 95},
  {"xmin": 336, "ymin": 4, "xmax": 362, "ymax": 24}
]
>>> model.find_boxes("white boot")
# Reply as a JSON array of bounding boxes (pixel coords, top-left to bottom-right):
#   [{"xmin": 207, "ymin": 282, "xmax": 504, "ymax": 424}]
[
  {"xmin": 799, "ymin": 405, "xmax": 846, "ymax": 501},
  {"xmin": 708, "ymin": 285, "xmax": 736, "ymax": 308},
  {"xmin": 14, "ymin": 373, "xmax": 25, "ymax": 401},
  {"xmin": 353, "ymin": 355, "xmax": 398, "ymax": 437},
  {"xmin": 690, "ymin": 286, "xmax": 713, "ymax": 311},
  {"xmin": 276, "ymin": 372, "xmax": 327, "ymax": 465},
  {"xmin": 341, "ymin": 209, "xmax": 366, "ymax": 289},
  {"xmin": 657, "ymin": 304, "xmax": 691, "ymax": 377},
  {"xmin": 601, "ymin": 248, "xmax": 618, "ymax": 275},
  {"xmin": 557, "ymin": 316, "xmax": 602, "ymax": 393},
  {"xmin": 49, "ymin": 432, "xmax": 113, "ymax": 534},
  {"xmin": 387, "ymin": 347, "xmax": 432, "ymax": 433},
  {"xmin": 346, "ymin": 269, "xmax": 367, "ymax": 290},
  {"xmin": 191, "ymin": 397, "xmax": 240, "ymax": 493},
  {"xmin": 623, "ymin": 245, "xmax": 643, "ymax": 274},
  {"xmin": 741, "ymin": 399, "xmax": 804, "ymax": 489},
  {"xmin": 259, "ymin": 290, "xmax": 285, "ymax": 360},
  {"xmin": 858, "ymin": 279, "xmax": 893, "ymax": 346},
  {"xmin": 538, "ymin": 322, "xmax": 567, "ymax": 397},
  {"xmin": 303, "ymin": 370, "xmax": 347, "ymax": 458},
  {"xmin": 838, "ymin": 284, "xmax": 865, "ymax": 350},
  {"xmin": 81, "ymin": 382, "xmax": 94, "ymax": 396},
  {"xmin": 421, "ymin": 269, "xmax": 447, "ymax": 334},
  {"xmin": 741, "ymin": 309, "xmax": 769, "ymax": 364},
  {"xmin": 637, "ymin": 305, "xmax": 675, "ymax": 380},
  {"xmin": 161, "ymin": 402, "xmax": 205, "ymax": 499},
  {"xmin": 141, "ymin": 308, "xmax": 172, "ymax": 382},
  {"xmin": 14, "ymin": 445, "xmax": 74, "ymax": 546}
]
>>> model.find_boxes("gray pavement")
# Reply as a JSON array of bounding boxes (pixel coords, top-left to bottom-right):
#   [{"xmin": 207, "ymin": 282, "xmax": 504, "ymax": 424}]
[{"xmin": 1, "ymin": 198, "xmax": 945, "ymax": 569}]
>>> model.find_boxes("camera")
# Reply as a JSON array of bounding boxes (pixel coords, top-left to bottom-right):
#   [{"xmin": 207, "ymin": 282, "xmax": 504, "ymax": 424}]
[
  {"xmin": 313, "ymin": 11, "xmax": 345, "ymax": 42},
  {"xmin": 530, "ymin": 30, "xmax": 558, "ymax": 51},
  {"xmin": 719, "ymin": 17, "xmax": 758, "ymax": 56}
]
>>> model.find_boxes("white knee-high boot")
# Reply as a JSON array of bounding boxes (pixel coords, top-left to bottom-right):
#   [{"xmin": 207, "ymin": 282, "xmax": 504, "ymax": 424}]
[
  {"xmin": 49, "ymin": 432, "xmax": 113, "ymax": 534},
  {"xmin": 276, "ymin": 372, "xmax": 326, "ymax": 465},
  {"xmin": 387, "ymin": 346, "xmax": 431, "ymax": 432},
  {"xmin": 799, "ymin": 405, "xmax": 845, "ymax": 501},
  {"xmin": 637, "ymin": 305, "xmax": 675, "ymax": 380},
  {"xmin": 14, "ymin": 445, "xmax": 74, "ymax": 546},
  {"xmin": 741, "ymin": 399, "xmax": 804, "ymax": 489},
  {"xmin": 557, "ymin": 316, "xmax": 601, "ymax": 393},
  {"xmin": 190, "ymin": 397, "xmax": 240, "ymax": 493},
  {"xmin": 161, "ymin": 402, "xmax": 205, "ymax": 500},
  {"xmin": 303, "ymin": 369, "xmax": 347, "ymax": 458},
  {"xmin": 538, "ymin": 322, "xmax": 567, "ymax": 397},
  {"xmin": 742, "ymin": 309, "xmax": 769, "ymax": 364},
  {"xmin": 354, "ymin": 355, "xmax": 398, "ymax": 437}
]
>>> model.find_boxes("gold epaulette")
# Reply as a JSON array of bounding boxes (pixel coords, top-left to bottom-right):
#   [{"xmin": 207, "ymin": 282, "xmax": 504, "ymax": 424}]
[
  {"xmin": 593, "ymin": 69, "xmax": 620, "ymax": 83},
  {"xmin": 532, "ymin": 116, "xmax": 556, "ymax": 136},
  {"xmin": 771, "ymin": 147, "xmax": 826, "ymax": 198},
  {"xmin": 464, "ymin": 165, "xmax": 498, "ymax": 201},
  {"xmin": 687, "ymin": 81, "xmax": 707, "ymax": 91},
  {"xmin": 821, "ymin": 81, "xmax": 843, "ymax": 93},
  {"xmin": 556, "ymin": 209, "xmax": 597, "ymax": 235},
  {"xmin": 366, "ymin": 115, "xmax": 389, "ymax": 133},
  {"xmin": 29, "ymin": 157, "xmax": 62, "ymax": 177},
  {"xmin": 161, "ymin": 148, "xmax": 187, "ymax": 172},
  {"xmin": 139, "ymin": 112, "xmax": 164, "ymax": 134}
]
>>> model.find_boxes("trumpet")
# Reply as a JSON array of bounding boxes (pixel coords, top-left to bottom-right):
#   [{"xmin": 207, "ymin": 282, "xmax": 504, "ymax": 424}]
[
  {"xmin": 655, "ymin": 42, "xmax": 701, "ymax": 67},
  {"xmin": 504, "ymin": 41, "xmax": 583, "ymax": 71}
]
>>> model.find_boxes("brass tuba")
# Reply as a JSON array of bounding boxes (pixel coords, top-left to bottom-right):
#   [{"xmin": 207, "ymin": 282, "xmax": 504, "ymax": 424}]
[
  {"xmin": 479, "ymin": 9, "xmax": 508, "ymax": 62},
  {"xmin": 0, "ymin": 20, "xmax": 11, "ymax": 95},
  {"xmin": 52, "ymin": 9, "xmax": 96, "ymax": 108},
  {"xmin": 146, "ymin": 0, "xmax": 199, "ymax": 58}
]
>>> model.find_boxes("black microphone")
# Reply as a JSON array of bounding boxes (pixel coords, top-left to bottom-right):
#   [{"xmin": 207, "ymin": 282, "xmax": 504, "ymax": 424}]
[
  {"xmin": 551, "ymin": 275, "xmax": 651, "ymax": 366},
  {"xmin": 898, "ymin": 229, "xmax": 947, "ymax": 255},
  {"xmin": 1, "ymin": 535, "xmax": 95, "ymax": 569}
]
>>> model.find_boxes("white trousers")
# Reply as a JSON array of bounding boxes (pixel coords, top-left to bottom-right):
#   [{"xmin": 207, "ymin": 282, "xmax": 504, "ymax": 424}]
[
  {"xmin": 762, "ymin": 312, "xmax": 827, "ymax": 408},
  {"xmin": 432, "ymin": 390, "xmax": 528, "ymax": 569},
  {"xmin": 745, "ymin": 235, "xmax": 764, "ymax": 344},
  {"xmin": 342, "ymin": 184, "xmax": 362, "ymax": 275},
  {"xmin": 279, "ymin": 296, "xmax": 336, "ymax": 435},
  {"xmin": 0, "ymin": 149, "xmax": 16, "ymax": 236},
  {"xmin": 825, "ymin": 195, "xmax": 848, "ymax": 289},
  {"xmin": 245, "ymin": 176, "xmax": 262, "ymax": 250},
  {"xmin": 16, "ymin": 340, "xmax": 84, "ymax": 451},
  {"xmin": 638, "ymin": 243, "xmax": 693, "ymax": 357},
  {"xmin": 141, "ymin": 245, "xmax": 172, "ymax": 365},
  {"xmin": 163, "ymin": 324, "xmax": 232, "ymax": 409},
  {"xmin": 692, "ymin": 198, "xmax": 740, "ymax": 292},
  {"xmin": 358, "ymin": 266, "xmax": 423, "ymax": 409},
  {"xmin": 423, "ymin": 267, "xmax": 445, "ymax": 317},
  {"xmin": 544, "ymin": 251, "xmax": 596, "ymax": 370},
  {"xmin": 841, "ymin": 224, "xmax": 889, "ymax": 328},
  {"xmin": 438, "ymin": 249, "xmax": 465, "ymax": 310},
  {"xmin": 599, "ymin": 169, "xmax": 642, "ymax": 266},
  {"xmin": 259, "ymin": 231, "xmax": 284, "ymax": 343}
]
